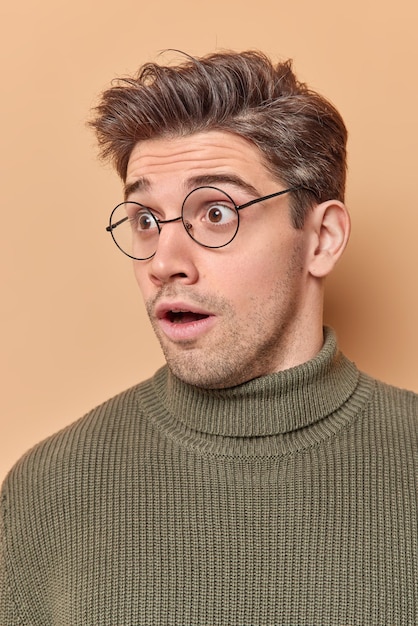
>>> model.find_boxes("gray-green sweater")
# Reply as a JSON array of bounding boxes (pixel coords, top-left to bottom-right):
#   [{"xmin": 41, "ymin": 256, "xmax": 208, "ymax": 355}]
[{"xmin": 1, "ymin": 329, "xmax": 417, "ymax": 625}]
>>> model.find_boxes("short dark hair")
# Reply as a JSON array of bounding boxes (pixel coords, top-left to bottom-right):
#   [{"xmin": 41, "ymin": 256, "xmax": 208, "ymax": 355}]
[{"xmin": 90, "ymin": 50, "xmax": 347, "ymax": 227}]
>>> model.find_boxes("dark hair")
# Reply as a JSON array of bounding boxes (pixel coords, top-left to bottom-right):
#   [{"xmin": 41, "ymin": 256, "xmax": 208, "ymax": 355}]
[{"xmin": 90, "ymin": 50, "xmax": 347, "ymax": 227}]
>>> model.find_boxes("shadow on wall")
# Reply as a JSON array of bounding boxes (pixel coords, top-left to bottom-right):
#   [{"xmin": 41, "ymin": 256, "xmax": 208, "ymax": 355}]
[{"xmin": 324, "ymin": 225, "xmax": 417, "ymax": 391}]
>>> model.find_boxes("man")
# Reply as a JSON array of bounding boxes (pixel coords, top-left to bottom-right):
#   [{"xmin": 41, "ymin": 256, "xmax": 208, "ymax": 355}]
[{"xmin": 1, "ymin": 51, "xmax": 417, "ymax": 625}]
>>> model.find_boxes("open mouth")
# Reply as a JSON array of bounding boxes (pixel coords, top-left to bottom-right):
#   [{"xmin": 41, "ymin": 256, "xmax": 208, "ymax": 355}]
[
  {"xmin": 155, "ymin": 302, "xmax": 216, "ymax": 341},
  {"xmin": 167, "ymin": 310, "xmax": 210, "ymax": 324}
]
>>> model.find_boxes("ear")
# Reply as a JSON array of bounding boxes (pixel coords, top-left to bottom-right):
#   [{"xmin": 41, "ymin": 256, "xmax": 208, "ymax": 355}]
[{"xmin": 307, "ymin": 200, "xmax": 351, "ymax": 278}]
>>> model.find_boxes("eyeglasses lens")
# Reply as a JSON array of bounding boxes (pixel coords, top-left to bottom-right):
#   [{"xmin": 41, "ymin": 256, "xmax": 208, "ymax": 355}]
[{"xmin": 182, "ymin": 187, "xmax": 239, "ymax": 249}]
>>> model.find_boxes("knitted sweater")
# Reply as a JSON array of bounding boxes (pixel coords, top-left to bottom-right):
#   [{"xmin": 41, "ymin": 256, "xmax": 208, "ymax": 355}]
[{"xmin": 1, "ymin": 330, "xmax": 417, "ymax": 625}]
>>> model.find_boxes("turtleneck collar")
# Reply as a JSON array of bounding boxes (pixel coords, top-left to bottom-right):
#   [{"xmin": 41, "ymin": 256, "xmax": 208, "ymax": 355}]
[{"xmin": 150, "ymin": 328, "xmax": 360, "ymax": 438}]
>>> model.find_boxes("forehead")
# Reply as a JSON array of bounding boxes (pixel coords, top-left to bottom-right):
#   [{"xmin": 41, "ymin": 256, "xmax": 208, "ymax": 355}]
[{"xmin": 125, "ymin": 131, "xmax": 273, "ymax": 193}]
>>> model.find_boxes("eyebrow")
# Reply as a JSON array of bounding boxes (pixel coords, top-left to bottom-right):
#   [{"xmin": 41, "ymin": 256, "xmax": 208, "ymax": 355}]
[
  {"xmin": 124, "ymin": 173, "xmax": 261, "ymax": 201},
  {"xmin": 124, "ymin": 178, "xmax": 150, "ymax": 199},
  {"xmin": 186, "ymin": 174, "xmax": 261, "ymax": 198}
]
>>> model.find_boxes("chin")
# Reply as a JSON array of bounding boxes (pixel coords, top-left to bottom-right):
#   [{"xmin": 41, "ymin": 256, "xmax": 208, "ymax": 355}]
[{"xmin": 164, "ymin": 353, "xmax": 252, "ymax": 389}]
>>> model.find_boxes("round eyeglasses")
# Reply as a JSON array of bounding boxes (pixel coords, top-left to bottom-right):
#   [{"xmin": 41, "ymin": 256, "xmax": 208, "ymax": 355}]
[{"xmin": 106, "ymin": 185, "xmax": 304, "ymax": 260}]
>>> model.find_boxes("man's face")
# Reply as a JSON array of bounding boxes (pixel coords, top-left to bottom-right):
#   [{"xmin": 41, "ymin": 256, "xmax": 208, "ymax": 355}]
[{"xmin": 125, "ymin": 130, "xmax": 316, "ymax": 388}]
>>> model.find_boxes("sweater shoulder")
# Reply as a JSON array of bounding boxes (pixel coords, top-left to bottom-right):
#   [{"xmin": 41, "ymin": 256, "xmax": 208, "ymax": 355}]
[
  {"xmin": 361, "ymin": 374, "xmax": 417, "ymax": 430},
  {"xmin": 368, "ymin": 376, "xmax": 417, "ymax": 407},
  {"xmin": 1, "ymin": 372, "xmax": 160, "ymax": 502}
]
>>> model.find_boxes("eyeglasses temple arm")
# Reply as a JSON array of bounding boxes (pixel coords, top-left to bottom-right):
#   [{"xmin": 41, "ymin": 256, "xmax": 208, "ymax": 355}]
[{"xmin": 106, "ymin": 216, "xmax": 129, "ymax": 232}]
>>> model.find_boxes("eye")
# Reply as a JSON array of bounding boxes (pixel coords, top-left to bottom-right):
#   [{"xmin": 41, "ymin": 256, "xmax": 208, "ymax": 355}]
[
  {"xmin": 132, "ymin": 210, "xmax": 158, "ymax": 232},
  {"xmin": 205, "ymin": 203, "xmax": 237, "ymax": 225}
]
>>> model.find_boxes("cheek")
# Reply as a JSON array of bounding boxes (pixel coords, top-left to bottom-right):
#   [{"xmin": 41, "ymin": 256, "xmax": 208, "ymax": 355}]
[
  {"xmin": 225, "ymin": 237, "xmax": 307, "ymax": 301},
  {"xmin": 132, "ymin": 263, "xmax": 150, "ymax": 299},
  {"xmin": 212, "ymin": 252, "xmax": 278, "ymax": 301}
]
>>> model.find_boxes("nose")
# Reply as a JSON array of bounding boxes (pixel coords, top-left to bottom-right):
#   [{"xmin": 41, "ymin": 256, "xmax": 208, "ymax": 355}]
[{"xmin": 148, "ymin": 219, "xmax": 199, "ymax": 286}]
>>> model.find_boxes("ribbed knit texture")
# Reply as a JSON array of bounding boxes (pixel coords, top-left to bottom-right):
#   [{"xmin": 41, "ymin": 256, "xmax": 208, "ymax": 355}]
[{"xmin": 1, "ymin": 329, "xmax": 417, "ymax": 625}]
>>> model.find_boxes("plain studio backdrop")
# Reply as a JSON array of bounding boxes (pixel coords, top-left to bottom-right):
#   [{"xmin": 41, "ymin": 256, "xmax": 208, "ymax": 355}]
[{"xmin": 1, "ymin": 0, "xmax": 417, "ymax": 482}]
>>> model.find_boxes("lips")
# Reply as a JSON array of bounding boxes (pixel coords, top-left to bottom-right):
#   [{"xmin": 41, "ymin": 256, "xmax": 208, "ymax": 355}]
[{"xmin": 155, "ymin": 301, "xmax": 216, "ymax": 341}]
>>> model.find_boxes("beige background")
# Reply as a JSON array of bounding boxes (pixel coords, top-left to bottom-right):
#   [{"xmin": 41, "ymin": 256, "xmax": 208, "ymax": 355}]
[{"xmin": 1, "ymin": 0, "xmax": 417, "ymax": 483}]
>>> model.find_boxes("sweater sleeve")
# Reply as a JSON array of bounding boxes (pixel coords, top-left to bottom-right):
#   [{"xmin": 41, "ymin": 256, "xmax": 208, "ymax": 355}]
[{"xmin": 0, "ymin": 488, "xmax": 24, "ymax": 625}]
